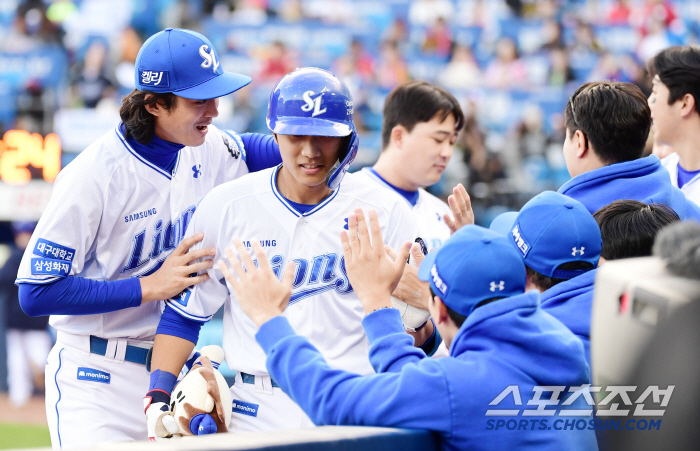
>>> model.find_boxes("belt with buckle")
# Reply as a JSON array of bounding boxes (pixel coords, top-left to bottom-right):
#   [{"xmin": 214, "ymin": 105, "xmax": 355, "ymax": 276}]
[
  {"xmin": 239, "ymin": 371, "xmax": 279, "ymax": 388},
  {"xmin": 89, "ymin": 336, "xmax": 151, "ymax": 368}
]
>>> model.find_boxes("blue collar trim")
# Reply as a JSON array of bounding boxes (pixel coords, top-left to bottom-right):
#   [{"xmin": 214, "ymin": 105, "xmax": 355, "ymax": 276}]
[
  {"xmin": 368, "ymin": 167, "xmax": 419, "ymax": 206},
  {"xmin": 116, "ymin": 123, "xmax": 183, "ymax": 179},
  {"xmin": 270, "ymin": 165, "xmax": 339, "ymax": 217}
]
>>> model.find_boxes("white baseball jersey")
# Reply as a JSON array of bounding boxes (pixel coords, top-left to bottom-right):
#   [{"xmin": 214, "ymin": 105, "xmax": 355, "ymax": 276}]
[
  {"xmin": 167, "ymin": 167, "xmax": 418, "ymax": 376},
  {"xmin": 16, "ymin": 124, "xmax": 249, "ymax": 340},
  {"xmin": 661, "ymin": 152, "xmax": 700, "ymax": 207},
  {"xmin": 354, "ymin": 167, "xmax": 451, "ymax": 251}
]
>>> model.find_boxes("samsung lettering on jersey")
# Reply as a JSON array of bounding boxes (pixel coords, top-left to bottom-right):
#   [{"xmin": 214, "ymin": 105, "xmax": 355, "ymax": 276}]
[
  {"xmin": 124, "ymin": 208, "xmax": 157, "ymax": 223},
  {"xmin": 244, "ymin": 240, "xmax": 276, "ymax": 248}
]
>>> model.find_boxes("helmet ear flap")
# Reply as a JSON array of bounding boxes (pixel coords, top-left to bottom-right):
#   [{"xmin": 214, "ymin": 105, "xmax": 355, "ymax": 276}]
[{"xmin": 326, "ymin": 128, "xmax": 358, "ymax": 190}]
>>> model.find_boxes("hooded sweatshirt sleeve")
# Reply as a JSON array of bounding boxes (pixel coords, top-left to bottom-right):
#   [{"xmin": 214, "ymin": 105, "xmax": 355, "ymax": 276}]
[
  {"xmin": 256, "ymin": 316, "xmax": 452, "ymax": 434},
  {"xmin": 362, "ymin": 308, "xmax": 426, "ymax": 373}
]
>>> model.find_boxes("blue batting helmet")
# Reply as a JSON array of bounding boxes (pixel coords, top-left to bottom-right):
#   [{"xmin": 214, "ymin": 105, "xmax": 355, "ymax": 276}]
[{"xmin": 267, "ymin": 67, "xmax": 358, "ymax": 190}]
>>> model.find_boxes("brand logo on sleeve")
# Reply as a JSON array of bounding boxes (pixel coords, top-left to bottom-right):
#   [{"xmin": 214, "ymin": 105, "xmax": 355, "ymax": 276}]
[
  {"xmin": 77, "ymin": 367, "xmax": 111, "ymax": 384},
  {"xmin": 232, "ymin": 399, "xmax": 259, "ymax": 417},
  {"xmin": 172, "ymin": 289, "xmax": 191, "ymax": 307},
  {"xmin": 31, "ymin": 258, "xmax": 71, "ymax": 277},
  {"xmin": 192, "ymin": 164, "xmax": 202, "ymax": 178},
  {"xmin": 33, "ymin": 239, "xmax": 75, "ymax": 262}
]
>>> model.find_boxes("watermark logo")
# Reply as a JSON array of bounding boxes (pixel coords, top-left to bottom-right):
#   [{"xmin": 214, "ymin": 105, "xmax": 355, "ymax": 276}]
[{"xmin": 484, "ymin": 385, "xmax": 674, "ymax": 432}]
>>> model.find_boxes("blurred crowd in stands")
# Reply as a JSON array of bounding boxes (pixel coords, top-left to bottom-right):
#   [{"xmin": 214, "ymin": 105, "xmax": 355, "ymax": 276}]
[{"xmin": 1, "ymin": 0, "xmax": 698, "ymax": 224}]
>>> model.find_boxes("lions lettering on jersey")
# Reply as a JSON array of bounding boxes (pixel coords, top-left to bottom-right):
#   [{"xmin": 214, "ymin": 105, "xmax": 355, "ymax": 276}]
[
  {"xmin": 122, "ymin": 204, "xmax": 197, "ymax": 275},
  {"xmin": 266, "ymin": 253, "xmax": 353, "ymax": 305}
]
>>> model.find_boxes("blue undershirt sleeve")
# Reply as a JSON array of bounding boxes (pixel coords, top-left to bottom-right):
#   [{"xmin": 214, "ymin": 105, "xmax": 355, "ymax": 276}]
[
  {"xmin": 419, "ymin": 320, "xmax": 442, "ymax": 357},
  {"xmin": 240, "ymin": 133, "xmax": 282, "ymax": 173},
  {"xmin": 156, "ymin": 305, "xmax": 203, "ymax": 344},
  {"xmin": 18, "ymin": 277, "xmax": 142, "ymax": 317}
]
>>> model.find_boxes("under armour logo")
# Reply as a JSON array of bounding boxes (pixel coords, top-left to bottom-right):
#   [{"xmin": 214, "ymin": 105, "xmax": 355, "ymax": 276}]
[
  {"xmin": 572, "ymin": 247, "xmax": 585, "ymax": 256},
  {"xmin": 343, "ymin": 218, "xmax": 349, "ymax": 230},
  {"xmin": 199, "ymin": 45, "xmax": 220, "ymax": 72},
  {"xmin": 192, "ymin": 164, "xmax": 202, "ymax": 178},
  {"xmin": 301, "ymin": 90, "xmax": 327, "ymax": 117},
  {"xmin": 490, "ymin": 281, "xmax": 505, "ymax": 292}
]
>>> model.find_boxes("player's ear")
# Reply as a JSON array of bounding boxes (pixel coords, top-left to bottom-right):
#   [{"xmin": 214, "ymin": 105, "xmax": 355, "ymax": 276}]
[
  {"xmin": 574, "ymin": 130, "xmax": 587, "ymax": 158},
  {"xmin": 391, "ymin": 125, "xmax": 405, "ymax": 150},
  {"xmin": 144, "ymin": 94, "xmax": 164, "ymax": 117},
  {"xmin": 679, "ymin": 93, "xmax": 696, "ymax": 118},
  {"xmin": 432, "ymin": 296, "xmax": 450, "ymax": 326},
  {"xmin": 272, "ymin": 133, "xmax": 279, "ymax": 145}
]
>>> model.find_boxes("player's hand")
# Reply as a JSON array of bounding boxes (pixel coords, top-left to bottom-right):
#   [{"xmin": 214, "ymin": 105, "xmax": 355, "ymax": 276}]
[
  {"xmin": 218, "ymin": 239, "xmax": 295, "ymax": 328},
  {"xmin": 386, "ymin": 243, "xmax": 431, "ymax": 311},
  {"xmin": 145, "ymin": 394, "xmax": 179, "ymax": 441},
  {"xmin": 341, "ymin": 209, "xmax": 411, "ymax": 315},
  {"xmin": 443, "ymin": 183, "xmax": 474, "ymax": 235},
  {"xmin": 140, "ymin": 233, "xmax": 215, "ymax": 303}
]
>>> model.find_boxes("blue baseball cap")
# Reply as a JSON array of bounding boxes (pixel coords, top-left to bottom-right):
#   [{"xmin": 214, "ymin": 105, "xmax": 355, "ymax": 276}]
[
  {"xmin": 12, "ymin": 221, "xmax": 36, "ymax": 234},
  {"xmin": 135, "ymin": 28, "xmax": 251, "ymax": 100},
  {"xmin": 417, "ymin": 225, "xmax": 526, "ymax": 318},
  {"xmin": 492, "ymin": 191, "xmax": 602, "ymax": 279}
]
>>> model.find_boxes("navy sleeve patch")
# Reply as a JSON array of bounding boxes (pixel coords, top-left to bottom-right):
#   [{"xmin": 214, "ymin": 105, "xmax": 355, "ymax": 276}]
[
  {"xmin": 31, "ymin": 258, "xmax": 71, "ymax": 277},
  {"xmin": 33, "ymin": 239, "xmax": 75, "ymax": 262}
]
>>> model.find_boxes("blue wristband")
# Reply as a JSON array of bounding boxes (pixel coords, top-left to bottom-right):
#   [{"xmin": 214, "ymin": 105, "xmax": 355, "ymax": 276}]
[{"xmin": 149, "ymin": 369, "xmax": 177, "ymax": 394}]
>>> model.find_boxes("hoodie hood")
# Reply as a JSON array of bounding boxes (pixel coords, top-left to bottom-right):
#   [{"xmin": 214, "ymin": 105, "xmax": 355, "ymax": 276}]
[
  {"xmin": 540, "ymin": 269, "xmax": 597, "ymax": 368},
  {"xmin": 558, "ymin": 155, "xmax": 700, "ymax": 221},
  {"xmin": 450, "ymin": 290, "xmax": 589, "ymax": 387}
]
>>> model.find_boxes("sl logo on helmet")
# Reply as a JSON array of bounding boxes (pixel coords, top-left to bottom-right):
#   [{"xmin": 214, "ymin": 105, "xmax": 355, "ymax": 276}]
[
  {"xmin": 301, "ymin": 91, "xmax": 327, "ymax": 117},
  {"xmin": 199, "ymin": 45, "xmax": 220, "ymax": 72}
]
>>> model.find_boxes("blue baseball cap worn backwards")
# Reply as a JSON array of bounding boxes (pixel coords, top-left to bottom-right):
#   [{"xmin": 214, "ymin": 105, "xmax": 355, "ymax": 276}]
[
  {"xmin": 491, "ymin": 191, "xmax": 602, "ymax": 279},
  {"xmin": 135, "ymin": 28, "xmax": 251, "ymax": 99},
  {"xmin": 418, "ymin": 225, "xmax": 526, "ymax": 318}
]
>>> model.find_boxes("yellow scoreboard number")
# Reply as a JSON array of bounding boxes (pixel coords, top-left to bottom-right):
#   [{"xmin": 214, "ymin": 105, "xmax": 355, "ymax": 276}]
[{"xmin": 0, "ymin": 130, "xmax": 61, "ymax": 185}]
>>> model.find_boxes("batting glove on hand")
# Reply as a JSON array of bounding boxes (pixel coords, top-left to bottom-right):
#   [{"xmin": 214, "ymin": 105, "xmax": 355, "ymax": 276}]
[{"xmin": 144, "ymin": 389, "xmax": 179, "ymax": 441}]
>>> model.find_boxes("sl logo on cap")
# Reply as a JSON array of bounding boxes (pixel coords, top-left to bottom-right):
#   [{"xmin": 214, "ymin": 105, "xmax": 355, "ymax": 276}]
[
  {"xmin": 301, "ymin": 91, "xmax": 327, "ymax": 117},
  {"xmin": 199, "ymin": 45, "xmax": 220, "ymax": 72}
]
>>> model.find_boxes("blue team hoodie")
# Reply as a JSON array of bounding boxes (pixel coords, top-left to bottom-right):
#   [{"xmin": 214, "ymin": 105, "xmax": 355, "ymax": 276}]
[
  {"xmin": 558, "ymin": 155, "xmax": 700, "ymax": 220},
  {"xmin": 540, "ymin": 269, "xmax": 597, "ymax": 370},
  {"xmin": 256, "ymin": 291, "xmax": 598, "ymax": 451}
]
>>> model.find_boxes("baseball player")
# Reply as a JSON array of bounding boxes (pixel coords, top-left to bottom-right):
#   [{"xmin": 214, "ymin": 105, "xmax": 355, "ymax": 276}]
[
  {"xmin": 216, "ymin": 216, "xmax": 597, "ymax": 451},
  {"xmin": 145, "ymin": 68, "xmax": 418, "ymax": 436},
  {"xmin": 15, "ymin": 28, "xmax": 282, "ymax": 449},
  {"xmin": 353, "ymin": 81, "xmax": 472, "ymax": 353},
  {"xmin": 648, "ymin": 46, "xmax": 700, "ymax": 206},
  {"xmin": 558, "ymin": 81, "xmax": 700, "ymax": 221}
]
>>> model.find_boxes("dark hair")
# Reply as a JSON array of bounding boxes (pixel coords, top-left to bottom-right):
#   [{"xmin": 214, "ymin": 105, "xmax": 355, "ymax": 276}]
[
  {"xmin": 565, "ymin": 81, "xmax": 651, "ymax": 164},
  {"xmin": 526, "ymin": 261, "xmax": 595, "ymax": 292},
  {"xmin": 649, "ymin": 45, "xmax": 700, "ymax": 115},
  {"xmin": 593, "ymin": 200, "xmax": 680, "ymax": 260},
  {"xmin": 119, "ymin": 89, "xmax": 178, "ymax": 144},
  {"xmin": 381, "ymin": 81, "xmax": 465, "ymax": 150}
]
